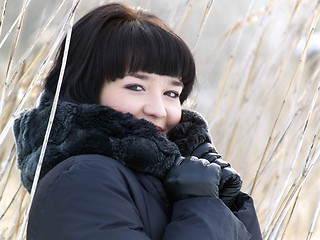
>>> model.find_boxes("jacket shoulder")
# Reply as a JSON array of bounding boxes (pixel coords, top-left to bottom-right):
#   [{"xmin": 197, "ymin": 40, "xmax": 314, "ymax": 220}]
[
  {"xmin": 28, "ymin": 154, "xmax": 152, "ymax": 240},
  {"xmin": 38, "ymin": 154, "xmax": 135, "ymax": 189}
]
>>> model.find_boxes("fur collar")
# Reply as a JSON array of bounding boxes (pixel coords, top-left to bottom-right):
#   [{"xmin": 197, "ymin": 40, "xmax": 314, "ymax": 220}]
[
  {"xmin": 14, "ymin": 97, "xmax": 182, "ymax": 192},
  {"xmin": 167, "ymin": 109, "xmax": 211, "ymax": 157}
]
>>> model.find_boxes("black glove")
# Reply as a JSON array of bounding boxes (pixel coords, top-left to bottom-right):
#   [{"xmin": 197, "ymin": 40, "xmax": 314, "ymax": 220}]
[
  {"xmin": 163, "ymin": 156, "xmax": 221, "ymax": 202},
  {"xmin": 192, "ymin": 143, "xmax": 242, "ymax": 208},
  {"xmin": 167, "ymin": 110, "xmax": 242, "ymax": 207}
]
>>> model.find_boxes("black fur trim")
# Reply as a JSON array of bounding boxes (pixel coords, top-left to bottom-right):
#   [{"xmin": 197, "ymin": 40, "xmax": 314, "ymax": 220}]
[
  {"xmin": 13, "ymin": 97, "xmax": 181, "ymax": 192},
  {"xmin": 167, "ymin": 109, "xmax": 212, "ymax": 157}
]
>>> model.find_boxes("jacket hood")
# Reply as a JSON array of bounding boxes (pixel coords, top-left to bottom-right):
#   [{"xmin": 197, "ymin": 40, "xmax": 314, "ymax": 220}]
[{"xmin": 13, "ymin": 96, "xmax": 181, "ymax": 192}]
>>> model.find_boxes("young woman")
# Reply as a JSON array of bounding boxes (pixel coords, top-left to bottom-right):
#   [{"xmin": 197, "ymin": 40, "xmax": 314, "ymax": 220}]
[{"xmin": 14, "ymin": 3, "xmax": 262, "ymax": 239}]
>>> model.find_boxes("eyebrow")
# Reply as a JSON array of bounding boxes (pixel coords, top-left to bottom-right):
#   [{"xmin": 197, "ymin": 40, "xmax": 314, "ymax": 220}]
[{"xmin": 127, "ymin": 72, "xmax": 184, "ymax": 87}]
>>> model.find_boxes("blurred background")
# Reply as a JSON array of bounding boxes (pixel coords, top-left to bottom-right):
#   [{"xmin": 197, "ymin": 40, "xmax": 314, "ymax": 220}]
[{"xmin": 0, "ymin": 0, "xmax": 320, "ymax": 239}]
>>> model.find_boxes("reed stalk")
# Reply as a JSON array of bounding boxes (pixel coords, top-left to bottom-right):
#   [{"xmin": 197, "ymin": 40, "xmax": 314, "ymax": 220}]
[
  {"xmin": 306, "ymin": 197, "xmax": 320, "ymax": 240},
  {"xmin": 0, "ymin": 0, "xmax": 8, "ymax": 38}
]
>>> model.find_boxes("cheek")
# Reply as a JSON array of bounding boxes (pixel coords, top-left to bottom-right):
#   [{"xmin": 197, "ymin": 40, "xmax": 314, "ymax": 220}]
[
  {"xmin": 107, "ymin": 100, "xmax": 140, "ymax": 116},
  {"xmin": 101, "ymin": 90, "xmax": 134, "ymax": 114},
  {"xmin": 167, "ymin": 104, "xmax": 182, "ymax": 128}
]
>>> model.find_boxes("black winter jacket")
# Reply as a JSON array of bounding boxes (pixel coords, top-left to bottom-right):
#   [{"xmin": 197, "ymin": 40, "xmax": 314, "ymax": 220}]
[{"xmin": 13, "ymin": 97, "xmax": 262, "ymax": 240}]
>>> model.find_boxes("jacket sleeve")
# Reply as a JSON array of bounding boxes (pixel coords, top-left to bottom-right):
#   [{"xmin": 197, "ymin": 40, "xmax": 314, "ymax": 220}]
[
  {"xmin": 232, "ymin": 192, "xmax": 262, "ymax": 240},
  {"xmin": 163, "ymin": 197, "xmax": 252, "ymax": 240}
]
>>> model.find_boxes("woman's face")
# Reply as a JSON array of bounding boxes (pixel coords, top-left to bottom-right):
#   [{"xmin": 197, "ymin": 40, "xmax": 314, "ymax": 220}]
[{"xmin": 100, "ymin": 72, "xmax": 183, "ymax": 133}]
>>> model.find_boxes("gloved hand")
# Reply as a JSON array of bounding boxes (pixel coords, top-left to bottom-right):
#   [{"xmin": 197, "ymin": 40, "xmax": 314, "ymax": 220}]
[
  {"xmin": 167, "ymin": 110, "xmax": 242, "ymax": 207},
  {"xmin": 163, "ymin": 156, "xmax": 221, "ymax": 202},
  {"xmin": 191, "ymin": 143, "xmax": 242, "ymax": 208}
]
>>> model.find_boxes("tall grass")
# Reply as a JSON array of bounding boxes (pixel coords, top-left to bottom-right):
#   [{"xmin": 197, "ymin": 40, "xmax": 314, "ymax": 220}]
[{"xmin": 0, "ymin": 0, "xmax": 319, "ymax": 239}]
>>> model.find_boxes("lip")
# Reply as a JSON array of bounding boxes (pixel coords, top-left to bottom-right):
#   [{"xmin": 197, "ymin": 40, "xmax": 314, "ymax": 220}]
[{"xmin": 156, "ymin": 126, "xmax": 163, "ymax": 131}]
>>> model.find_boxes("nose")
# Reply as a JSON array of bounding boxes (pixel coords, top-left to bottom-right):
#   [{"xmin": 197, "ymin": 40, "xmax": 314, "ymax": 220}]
[{"xmin": 143, "ymin": 95, "xmax": 167, "ymax": 119}]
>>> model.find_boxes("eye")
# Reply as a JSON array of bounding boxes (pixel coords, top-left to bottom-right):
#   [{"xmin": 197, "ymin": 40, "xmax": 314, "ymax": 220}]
[
  {"xmin": 164, "ymin": 90, "xmax": 180, "ymax": 99},
  {"xmin": 125, "ymin": 84, "xmax": 144, "ymax": 92}
]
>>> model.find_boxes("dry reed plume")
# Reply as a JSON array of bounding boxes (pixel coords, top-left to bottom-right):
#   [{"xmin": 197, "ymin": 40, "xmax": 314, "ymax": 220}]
[{"xmin": 0, "ymin": 0, "xmax": 319, "ymax": 239}]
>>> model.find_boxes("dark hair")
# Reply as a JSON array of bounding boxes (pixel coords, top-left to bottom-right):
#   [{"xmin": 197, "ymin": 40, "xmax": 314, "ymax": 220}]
[{"xmin": 44, "ymin": 3, "xmax": 196, "ymax": 104}]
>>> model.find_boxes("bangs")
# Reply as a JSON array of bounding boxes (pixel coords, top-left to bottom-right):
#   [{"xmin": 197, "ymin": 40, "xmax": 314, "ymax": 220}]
[
  {"xmin": 98, "ymin": 20, "xmax": 196, "ymax": 102},
  {"xmin": 125, "ymin": 22, "xmax": 192, "ymax": 79}
]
